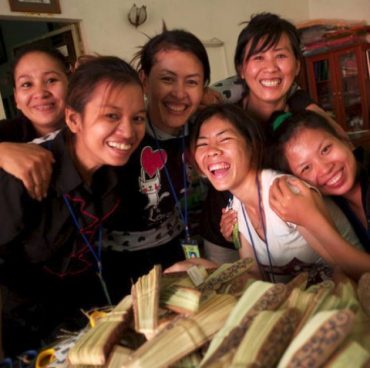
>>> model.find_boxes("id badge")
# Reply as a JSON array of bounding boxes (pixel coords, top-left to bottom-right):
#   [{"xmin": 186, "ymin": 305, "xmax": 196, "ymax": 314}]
[{"xmin": 181, "ymin": 238, "xmax": 200, "ymax": 259}]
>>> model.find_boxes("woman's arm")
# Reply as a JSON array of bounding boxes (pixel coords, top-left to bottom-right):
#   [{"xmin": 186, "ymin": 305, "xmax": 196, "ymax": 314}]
[
  {"xmin": 0, "ymin": 142, "xmax": 54, "ymax": 201},
  {"xmin": 269, "ymin": 176, "xmax": 370, "ymax": 280},
  {"xmin": 163, "ymin": 257, "xmax": 219, "ymax": 273},
  {"xmin": 297, "ymin": 219, "xmax": 370, "ymax": 280}
]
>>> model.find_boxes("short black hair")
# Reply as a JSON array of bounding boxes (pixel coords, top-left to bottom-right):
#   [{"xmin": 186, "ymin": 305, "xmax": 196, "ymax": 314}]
[
  {"xmin": 11, "ymin": 45, "xmax": 70, "ymax": 86},
  {"xmin": 191, "ymin": 103, "xmax": 265, "ymax": 171},
  {"xmin": 234, "ymin": 12, "xmax": 302, "ymax": 75},
  {"xmin": 66, "ymin": 55, "xmax": 142, "ymax": 114},
  {"xmin": 133, "ymin": 28, "xmax": 210, "ymax": 86},
  {"xmin": 265, "ymin": 110, "xmax": 341, "ymax": 173}
]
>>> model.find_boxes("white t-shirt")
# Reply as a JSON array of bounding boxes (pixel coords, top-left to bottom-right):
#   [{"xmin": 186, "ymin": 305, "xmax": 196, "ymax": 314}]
[{"xmin": 233, "ymin": 169, "xmax": 361, "ymax": 282}]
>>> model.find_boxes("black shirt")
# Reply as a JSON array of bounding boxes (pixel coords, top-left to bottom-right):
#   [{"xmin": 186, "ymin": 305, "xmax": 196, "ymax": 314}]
[
  {"xmin": 0, "ymin": 128, "xmax": 121, "ymax": 355},
  {"xmin": 0, "ymin": 115, "xmax": 38, "ymax": 142}
]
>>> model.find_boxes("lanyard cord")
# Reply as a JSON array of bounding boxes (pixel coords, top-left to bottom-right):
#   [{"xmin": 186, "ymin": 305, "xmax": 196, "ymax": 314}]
[
  {"xmin": 241, "ymin": 205, "xmax": 265, "ymax": 280},
  {"xmin": 149, "ymin": 122, "xmax": 191, "ymax": 240},
  {"xmin": 63, "ymin": 194, "xmax": 112, "ymax": 305},
  {"xmin": 240, "ymin": 175, "xmax": 276, "ymax": 283},
  {"xmin": 181, "ymin": 135, "xmax": 190, "ymax": 239}
]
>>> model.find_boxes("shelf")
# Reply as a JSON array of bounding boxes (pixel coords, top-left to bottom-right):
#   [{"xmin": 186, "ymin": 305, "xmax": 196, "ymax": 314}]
[
  {"xmin": 348, "ymin": 129, "xmax": 370, "ymax": 137},
  {"xmin": 342, "ymin": 73, "xmax": 358, "ymax": 78},
  {"xmin": 343, "ymin": 97, "xmax": 361, "ymax": 106},
  {"xmin": 305, "ymin": 42, "xmax": 370, "ymax": 130},
  {"xmin": 348, "ymin": 130, "xmax": 370, "ymax": 148}
]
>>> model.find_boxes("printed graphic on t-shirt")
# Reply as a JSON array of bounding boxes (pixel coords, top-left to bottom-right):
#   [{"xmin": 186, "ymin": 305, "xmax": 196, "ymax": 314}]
[{"xmin": 139, "ymin": 146, "xmax": 170, "ymax": 222}]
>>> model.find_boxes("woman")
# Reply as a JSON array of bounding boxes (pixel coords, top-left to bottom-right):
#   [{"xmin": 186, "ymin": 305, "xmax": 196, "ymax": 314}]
[
  {"xmin": 102, "ymin": 29, "xmax": 210, "ymax": 299},
  {"xmin": 211, "ymin": 13, "xmax": 346, "ymax": 134},
  {"xmin": 204, "ymin": 12, "xmax": 347, "ymax": 253},
  {"xmin": 192, "ymin": 104, "xmax": 368, "ymax": 281},
  {"xmin": 0, "ymin": 56, "xmax": 146, "ymax": 357},
  {"xmin": 267, "ymin": 110, "xmax": 369, "ymax": 253},
  {"xmin": 0, "ymin": 45, "xmax": 70, "ymax": 201}
]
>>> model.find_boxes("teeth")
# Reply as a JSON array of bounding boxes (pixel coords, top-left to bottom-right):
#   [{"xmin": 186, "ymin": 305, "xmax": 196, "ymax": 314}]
[
  {"xmin": 34, "ymin": 104, "xmax": 54, "ymax": 111},
  {"xmin": 326, "ymin": 171, "xmax": 342, "ymax": 186},
  {"xmin": 108, "ymin": 141, "xmax": 132, "ymax": 151},
  {"xmin": 260, "ymin": 79, "xmax": 281, "ymax": 87},
  {"xmin": 166, "ymin": 103, "xmax": 187, "ymax": 113},
  {"xmin": 209, "ymin": 162, "xmax": 230, "ymax": 172}
]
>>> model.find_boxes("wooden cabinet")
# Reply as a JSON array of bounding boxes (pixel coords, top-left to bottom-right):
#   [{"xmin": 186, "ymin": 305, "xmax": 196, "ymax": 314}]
[{"xmin": 303, "ymin": 42, "xmax": 370, "ymax": 132}]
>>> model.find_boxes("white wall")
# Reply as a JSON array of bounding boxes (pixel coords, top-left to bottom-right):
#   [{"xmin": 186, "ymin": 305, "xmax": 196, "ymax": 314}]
[
  {"xmin": 0, "ymin": 0, "xmax": 368, "ymax": 83},
  {"xmin": 308, "ymin": 0, "xmax": 370, "ymax": 23},
  {"xmin": 0, "ymin": 0, "xmax": 309, "ymax": 83}
]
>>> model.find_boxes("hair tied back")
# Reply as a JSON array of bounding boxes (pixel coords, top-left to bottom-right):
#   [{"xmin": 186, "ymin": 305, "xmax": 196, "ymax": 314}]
[{"xmin": 272, "ymin": 112, "xmax": 292, "ymax": 131}]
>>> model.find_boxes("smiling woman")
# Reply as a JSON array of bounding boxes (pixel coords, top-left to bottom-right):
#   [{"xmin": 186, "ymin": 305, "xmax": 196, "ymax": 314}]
[
  {"xmin": 102, "ymin": 28, "xmax": 211, "ymax": 301},
  {"xmin": 191, "ymin": 103, "xmax": 368, "ymax": 283},
  {"xmin": 201, "ymin": 12, "xmax": 348, "ymax": 259},
  {"xmin": 0, "ymin": 55, "xmax": 145, "ymax": 357},
  {"xmin": 141, "ymin": 48, "xmax": 205, "ymax": 135},
  {"xmin": 0, "ymin": 46, "xmax": 70, "ymax": 201},
  {"xmin": 266, "ymin": 109, "xmax": 370, "ymax": 253},
  {"xmin": 13, "ymin": 50, "xmax": 68, "ymax": 136},
  {"xmin": 65, "ymin": 79, "xmax": 146, "ymax": 181}
]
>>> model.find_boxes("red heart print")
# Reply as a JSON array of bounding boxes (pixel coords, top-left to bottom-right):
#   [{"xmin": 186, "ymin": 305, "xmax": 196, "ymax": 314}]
[{"xmin": 141, "ymin": 146, "xmax": 167, "ymax": 177}]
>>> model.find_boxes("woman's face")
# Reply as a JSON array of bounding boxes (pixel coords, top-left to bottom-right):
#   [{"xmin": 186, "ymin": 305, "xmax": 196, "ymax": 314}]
[
  {"xmin": 141, "ymin": 49, "xmax": 205, "ymax": 135},
  {"xmin": 14, "ymin": 51, "xmax": 68, "ymax": 136},
  {"xmin": 239, "ymin": 33, "xmax": 300, "ymax": 109},
  {"xmin": 284, "ymin": 128, "xmax": 357, "ymax": 196},
  {"xmin": 194, "ymin": 116, "xmax": 252, "ymax": 193},
  {"xmin": 66, "ymin": 81, "xmax": 146, "ymax": 177}
]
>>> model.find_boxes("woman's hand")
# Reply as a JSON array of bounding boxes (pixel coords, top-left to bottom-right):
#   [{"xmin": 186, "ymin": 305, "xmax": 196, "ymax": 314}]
[
  {"xmin": 269, "ymin": 176, "xmax": 330, "ymax": 226},
  {"xmin": 0, "ymin": 142, "xmax": 54, "ymax": 201},
  {"xmin": 220, "ymin": 207, "xmax": 237, "ymax": 242},
  {"xmin": 163, "ymin": 257, "xmax": 218, "ymax": 274},
  {"xmin": 270, "ymin": 178, "xmax": 370, "ymax": 281}
]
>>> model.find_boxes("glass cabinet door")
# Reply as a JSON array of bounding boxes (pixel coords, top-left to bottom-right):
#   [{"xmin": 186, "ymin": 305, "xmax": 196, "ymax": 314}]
[
  {"xmin": 312, "ymin": 58, "xmax": 336, "ymax": 118},
  {"xmin": 337, "ymin": 50, "xmax": 364, "ymax": 131}
]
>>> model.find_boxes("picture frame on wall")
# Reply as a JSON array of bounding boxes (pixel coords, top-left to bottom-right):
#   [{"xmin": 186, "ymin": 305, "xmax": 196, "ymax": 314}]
[
  {"xmin": 367, "ymin": 49, "xmax": 370, "ymax": 79},
  {"xmin": 8, "ymin": 0, "xmax": 61, "ymax": 14}
]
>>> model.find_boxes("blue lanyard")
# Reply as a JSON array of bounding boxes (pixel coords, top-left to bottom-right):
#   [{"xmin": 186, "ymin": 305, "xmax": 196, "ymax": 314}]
[
  {"xmin": 63, "ymin": 194, "xmax": 112, "ymax": 305},
  {"xmin": 240, "ymin": 175, "xmax": 276, "ymax": 283},
  {"xmin": 149, "ymin": 122, "xmax": 191, "ymax": 240}
]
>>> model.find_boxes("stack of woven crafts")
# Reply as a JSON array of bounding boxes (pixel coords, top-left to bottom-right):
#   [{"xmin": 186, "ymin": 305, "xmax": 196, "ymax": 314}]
[{"xmin": 47, "ymin": 258, "xmax": 370, "ymax": 367}]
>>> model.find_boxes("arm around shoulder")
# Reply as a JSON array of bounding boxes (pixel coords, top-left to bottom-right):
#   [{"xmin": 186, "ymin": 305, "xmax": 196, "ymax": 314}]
[{"xmin": 0, "ymin": 142, "xmax": 54, "ymax": 201}]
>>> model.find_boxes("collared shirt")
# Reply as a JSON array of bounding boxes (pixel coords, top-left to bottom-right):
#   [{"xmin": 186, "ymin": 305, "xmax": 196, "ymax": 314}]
[
  {"xmin": 0, "ymin": 128, "xmax": 120, "ymax": 290},
  {"xmin": 0, "ymin": 115, "xmax": 61, "ymax": 144}
]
